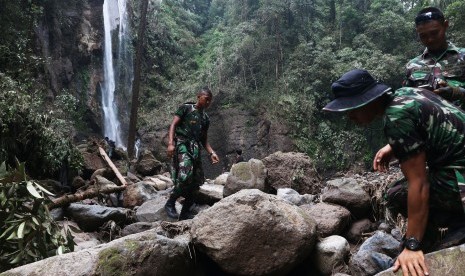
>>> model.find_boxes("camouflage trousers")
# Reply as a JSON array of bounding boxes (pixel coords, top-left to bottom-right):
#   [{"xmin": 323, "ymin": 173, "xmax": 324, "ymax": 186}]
[
  {"xmin": 171, "ymin": 139, "xmax": 205, "ymax": 199},
  {"xmin": 385, "ymin": 172, "xmax": 465, "ymax": 239}
]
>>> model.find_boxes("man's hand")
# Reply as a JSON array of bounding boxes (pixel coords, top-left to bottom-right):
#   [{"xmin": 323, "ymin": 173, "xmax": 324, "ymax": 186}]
[
  {"xmin": 434, "ymin": 86, "xmax": 465, "ymax": 102},
  {"xmin": 210, "ymin": 152, "xmax": 219, "ymax": 164},
  {"xmin": 433, "ymin": 86, "xmax": 454, "ymax": 100},
  {"xmin": 373, "ymin": 144, "xmax": 394, "ymax": 172},
  {"xmin": 393, "ymin": 248, "xmax": 429, "ymax": 276},
  {"xmin": 167, "ymin": 144, "xmax": 175, "ymax": 158}
]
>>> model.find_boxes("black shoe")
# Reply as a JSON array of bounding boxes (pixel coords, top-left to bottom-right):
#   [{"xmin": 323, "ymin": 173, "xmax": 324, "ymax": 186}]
[
  {"xmin": 179, "ymin": 210, "xmax": 195, "ymax": 220},
  {"xmin": 164, "ymin": 195, "xmax": 178, "ymax": 219},
  {"xmin": 179, "ymin": 201, "xmax": 195, "ymax": 220}
]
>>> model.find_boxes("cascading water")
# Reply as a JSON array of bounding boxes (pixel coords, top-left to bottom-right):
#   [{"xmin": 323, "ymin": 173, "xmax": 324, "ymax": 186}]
[{"xmin": 101, "ymin": 0, "xmax": 133, "ymax": 149}]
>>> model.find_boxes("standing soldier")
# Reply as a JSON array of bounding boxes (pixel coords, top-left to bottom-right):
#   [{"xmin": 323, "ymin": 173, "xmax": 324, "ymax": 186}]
[
  {"xmin": 164, "ymin": 87, "xmax": 219, "ymax": 220},
  {"xmin": 405, "ymin": 7, "xmax": 465, "ymax": 108}
]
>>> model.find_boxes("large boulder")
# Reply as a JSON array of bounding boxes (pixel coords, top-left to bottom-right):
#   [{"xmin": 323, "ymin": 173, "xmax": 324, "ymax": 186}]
[
  {"xmin": 122, "ymin": 182, "xmax": 159, "ymax": 208},
  {"xmin": 65, "ymin": 203, "xmax": 132, "ymax": 232},
  {"xmin": 81, "ymin": 151, "xmax": 107, "ymax": 179},
  {"xmin": 301, "ymin": 202, "xmax": 351, "ymax": 238},
  {"xmin": 312, "ymin": 235, "xmax": 350, "ymax": 275},
  {"xmin": 262, "ymin": 151, "xmax": 322, "ymax": 194},
  {"xmin": 2, "ymin": 229, "xmax": 195, "ymax": 276},
  {"xmin": 194, "ymin": 183, "xmax": 224, "ymax": 205},
  {"xmin": 191, "ymin": 189, "xmax": 317, "ymax": 276},
  {"xmin": 223, "ymin": 159, "xmax": 267, "ymax": 197},
  {"xmin": 375, "ymin": 243, "xmax": 465, "ymax": 275},
  {"xmin": 321, "ymin": 177, "xmax": 372, "ymax": 218},
  {"xmin": 135, "ymin": 150, "xmax": 163, "ymax": 176},
  {"xmin": 349, "ymin": 231, "xmax": 400, "ymax": 276},
  {"xmin": 136, "ymin": 196, "xmax": 181, "ymax": 223}
]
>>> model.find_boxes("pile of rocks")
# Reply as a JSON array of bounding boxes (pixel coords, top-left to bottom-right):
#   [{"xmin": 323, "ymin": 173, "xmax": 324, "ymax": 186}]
[{"xmin": 6, "ymin": 150, "xmax": 464, "ymax": 276}]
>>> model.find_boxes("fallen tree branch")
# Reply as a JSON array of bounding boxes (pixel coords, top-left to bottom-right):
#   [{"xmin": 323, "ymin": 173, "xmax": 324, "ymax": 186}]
[
  {"xmin": 98, "ymin": 146, "xmax": 127, "ymax": 186},
  {"xmin": 48, "ymin": 184, "xmax": 126, "ymax": 209}
]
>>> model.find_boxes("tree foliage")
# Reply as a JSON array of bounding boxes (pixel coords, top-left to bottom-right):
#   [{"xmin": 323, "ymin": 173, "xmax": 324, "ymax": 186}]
[
  {"xmin": 137, "ymin": 0, "xmax": 465, "ymax": 171},
  {"xmin": 0, "ymin": 74, "xmax": 82, "ymax": 179},
  {"xmin": 0, "ymin": 162, "xmax": 75, "ymax": 272}
]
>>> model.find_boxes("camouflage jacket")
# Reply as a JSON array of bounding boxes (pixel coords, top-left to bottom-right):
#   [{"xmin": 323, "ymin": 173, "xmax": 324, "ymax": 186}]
[
  {"xmin": 404, "ymin": 42, "xmax": 465, "ymax": 90},
  {"xmin": 384, "ymin": 87, "xmax": 465, "ymax": 193},
  {"xmin": 174, "ymin": 103, "xmax": 210, "ymax": 143}
]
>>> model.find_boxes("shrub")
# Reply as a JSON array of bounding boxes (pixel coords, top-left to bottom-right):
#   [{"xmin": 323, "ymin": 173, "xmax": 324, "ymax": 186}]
[
  {"xmin": 0, "ymin": 74, "xmax": 82, "ymax": 178},
  {"xmin": 0, "ymin": 162, "xmax": 75, "ymax": 272}
]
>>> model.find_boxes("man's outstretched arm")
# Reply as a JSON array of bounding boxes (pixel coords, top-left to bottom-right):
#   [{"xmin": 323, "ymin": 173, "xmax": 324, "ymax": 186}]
[{"xmin": 393, "ymin": 150, "xmax": 430, "ymax": 276}]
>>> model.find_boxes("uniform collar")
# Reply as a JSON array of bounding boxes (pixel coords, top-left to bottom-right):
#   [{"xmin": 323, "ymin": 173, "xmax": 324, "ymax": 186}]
[{"xmin": 422, "ymin": 41, "xmax": 460, "ymax": 60}]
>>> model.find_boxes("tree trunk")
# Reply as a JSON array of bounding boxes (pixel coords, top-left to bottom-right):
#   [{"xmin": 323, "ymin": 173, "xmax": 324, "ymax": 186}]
[
  {"xmin": 127, "ymin": 0, "xmax": 149, "ymax": 159},
  {"xmin": 48, "ymin": 185, "xmax": 126, "ymax": 209}
]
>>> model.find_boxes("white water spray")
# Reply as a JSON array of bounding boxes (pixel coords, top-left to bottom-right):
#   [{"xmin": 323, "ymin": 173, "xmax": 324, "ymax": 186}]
[{"xmin": 101, "ymin": 0, "xmax": 132, "ymax": 149}]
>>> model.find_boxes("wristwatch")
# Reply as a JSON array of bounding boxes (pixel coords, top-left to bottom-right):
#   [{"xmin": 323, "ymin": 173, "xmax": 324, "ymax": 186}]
[{"xmin": 402, "ymin": 237, "xmax": 422, "ymax": 251}]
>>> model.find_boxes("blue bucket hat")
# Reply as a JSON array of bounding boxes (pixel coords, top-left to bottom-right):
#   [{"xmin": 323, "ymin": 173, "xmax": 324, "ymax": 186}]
[{"xmin": 323, "ymin": 69, "xmax": 391, "ymax": 112}]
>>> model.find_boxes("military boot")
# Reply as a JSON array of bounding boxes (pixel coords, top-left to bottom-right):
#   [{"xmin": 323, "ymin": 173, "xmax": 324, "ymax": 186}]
[
  {"xmin": 179, "ymin": 199, "xmax": 195, "ymax": 220},
  {"xmin": 164, "ymin": 194, "xmax": 179, "ymax": 219}
]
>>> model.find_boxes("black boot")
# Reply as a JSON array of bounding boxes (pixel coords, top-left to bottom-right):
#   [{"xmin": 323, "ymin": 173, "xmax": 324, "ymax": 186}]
[
  {"xmin": 179, "ymin": 199, "xmax": 194, "ymax": 220},
  {"xmin": 164, "ymin": 194, "xmax": 179, "ymax": 219}
]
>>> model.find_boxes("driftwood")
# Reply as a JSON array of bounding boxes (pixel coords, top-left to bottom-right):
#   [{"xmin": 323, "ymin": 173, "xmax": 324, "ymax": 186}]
[
  {"xmin": 47, "ymin": 147, "xmax": 129, "ymax": 209},
  {"xmin": 49, "ymin": 183, "xmax": 126, "ymax": 209},
  {"xmin": 98, "ymin": 146, "xmax": 127, "ymax": 186}
]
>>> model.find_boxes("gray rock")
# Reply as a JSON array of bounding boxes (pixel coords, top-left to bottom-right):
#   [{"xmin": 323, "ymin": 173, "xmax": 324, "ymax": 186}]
[
  {"xmin": 350, "ymin": 250, "xmax": 394, "ymax": 276},
  {"xmin": 277, "ymin": 188, "xmax": 316, "ymax": 206},
  {"xmin": 375, "ymin": 243, "xmax": 465, "ymax": 275},
  {"xmin": 191, "ymin": 189, "xmax": 317, "ymax": 276},
  {"xmin": 136, "ymin": 196, "xmax": 181, "ymax": 222},
  {"xmin": 345, "ymin": 218, "xmax": 374, "ymax": 243},
  {"xmin": 262, "ymin": 151, "xmax": 322, "ymax": 194},
  {"xmin": 321, "ymin": 177, "xmax": 371, "ymax": 218},
  {"xmin": 312, "ymin": 235, "xmax": 350, "ymax": 275},
  {"xmin": 359, "ymin": 231, "xmax": 400, "ymax": 257},
  {"xmin": 213, "ymin": 172, "xmax": 229, "ymax": 186},
  {"xmin": 65, "ymin": 203, "xmax": 132, "ymax": 232},
  {"xmin": 135, "ymin": 150, "xmax": 162, "ymax": 176},
  {"xmin": 390, "ymin": 228, "xmax": 403, "ymax": 241},
  {"xmin": 90, "ymin": 168, "xmax": 115, "ymax": 182},
  {"xmin": 121, "ymin": 222, "xmax": 159, "ymax": 236},
  {"xmin": 378, "ymin": 222, "xmax": 391, "ymax": 232},
  {"xmin": 194, "ymin": 183, "xmax": 223, "ymax": 205},
  {"xmin": 349, "ymin": 231, "xmax": 400, "ymax": 276},
  {"xmin": 223, "ymin": 159, "xmax": 267, "ymax": 197},
  {"xmin": 72, "ymin": 176, "xmax": 86, "ymax": 190},
  {"xmin": 143, "ymin": 175, "xmax": 173, "ymax": 190},
  {"xmin": 122, "ymin": 182, "xmax": 158, "ymax": 208},
  {"xmin": 301, "ymin": 202, "xmax": 351, "ymax": 238},
  {"xmin": 2, "ymin": 229, "xmax": 194, "ymax": 276}
]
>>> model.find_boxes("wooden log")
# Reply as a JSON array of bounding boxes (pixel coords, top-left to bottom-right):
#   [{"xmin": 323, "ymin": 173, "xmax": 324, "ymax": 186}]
[
  {"xmin": 98, "ymin": 146, "xmax": 127, "ymax": 186},
  {"xmin": 49, "ymin": 184, "xmax": 126, "ymax": 209}
]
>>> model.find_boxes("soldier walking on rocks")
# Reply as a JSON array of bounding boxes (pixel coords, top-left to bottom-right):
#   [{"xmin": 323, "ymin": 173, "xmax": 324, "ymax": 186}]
[{"xmin": 164, "ymin": 87, "xmax": 219, "ymax": 220}]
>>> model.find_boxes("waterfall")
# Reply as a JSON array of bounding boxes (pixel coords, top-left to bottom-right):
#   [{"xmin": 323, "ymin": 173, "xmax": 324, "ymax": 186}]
[{"xmin": 101, "ymin": 0, "xmax": 133, "ymax": 149}]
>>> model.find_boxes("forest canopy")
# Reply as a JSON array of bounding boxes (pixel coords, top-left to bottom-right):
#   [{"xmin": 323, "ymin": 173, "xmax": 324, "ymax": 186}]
[
  {"xmin": 139, "ymin": 0, "xmax": 465, "ymax": 170},
  {"xmin": 1, "ymin": 0, "xmax": 465, "ymax": 173}
]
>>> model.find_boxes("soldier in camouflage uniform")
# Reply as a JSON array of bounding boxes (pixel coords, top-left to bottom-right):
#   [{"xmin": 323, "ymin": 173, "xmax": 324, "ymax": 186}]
[
  {"xmin": 164, "ymin": 87, "xmax": 219, "ymax": 220},
  {"xmin": 404, "ymin": 7, "xmax": 465, "ymax": 108},
  {"xmin": 324, "ymin": 69, "xmax": 465, "ymax": 276}
]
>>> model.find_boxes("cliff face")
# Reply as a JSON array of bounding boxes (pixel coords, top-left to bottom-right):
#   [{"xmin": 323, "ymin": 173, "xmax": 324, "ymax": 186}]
[
  {"xmin": 143, "ymin": 104, "xmax": 296, "ymax": 179},
  {"xmin": 35, "ymin": 0, "xmax": 105, "ymax": 136}
]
